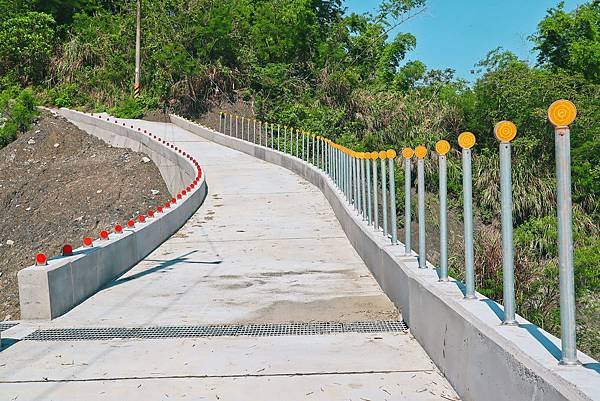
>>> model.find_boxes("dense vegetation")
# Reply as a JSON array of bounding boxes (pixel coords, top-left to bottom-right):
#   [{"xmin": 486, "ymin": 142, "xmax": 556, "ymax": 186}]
[{"xmin": 0, "ymin": 0, "xmax": 598, "ymax": 358}]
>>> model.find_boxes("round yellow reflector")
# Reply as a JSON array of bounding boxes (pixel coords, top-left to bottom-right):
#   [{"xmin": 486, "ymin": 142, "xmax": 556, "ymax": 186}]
[
  {"xmin": 402, "ymin": 148, "xmax": 414, "ymax": 159},
  {"xmin": 494, "ymin": 121, "xmax": 517, "ymax": 142},
  {"xmin": 386, "ymin": 149, "xmax": 397, "ymax": 159},
  {"xmin": 435, "ymin": 140, "xmax": 451, "ymax": 155},
  {"xmin": 371, "ymin": 151, "xmax": 379, "ymax": 159},
  {"xmin": 458, "ymin": 132, "xmax": 476, "ymax": 149},
  {"xmin": 548, "ymin": 99, "xmax": 577, "ymax": 127},
  {"xmin": 415, "ymin": 145, "xmax": 427, "ymax": 159},
  {"xmin": 378, "ymin": 150, "xmax": 387, "ymax": 159}
]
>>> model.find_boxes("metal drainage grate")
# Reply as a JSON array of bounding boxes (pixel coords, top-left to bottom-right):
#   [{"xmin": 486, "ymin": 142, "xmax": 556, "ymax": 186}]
[
  {"xmin": 0, "ymin": 322, "xmax": 17, "ymax": 333},
  {"xmin": 24, "ymin": 320, "xmax": 408, "ymax": 342}
]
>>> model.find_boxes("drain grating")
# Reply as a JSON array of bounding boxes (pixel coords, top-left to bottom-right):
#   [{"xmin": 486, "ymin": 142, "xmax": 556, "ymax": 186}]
[
  {"xmin": 24, "ymin": 320, "xmax": 408, "ymax": 342},
  {"xmin": 0, "ymin": 322, "xmax": 17, "ymax": 333}
]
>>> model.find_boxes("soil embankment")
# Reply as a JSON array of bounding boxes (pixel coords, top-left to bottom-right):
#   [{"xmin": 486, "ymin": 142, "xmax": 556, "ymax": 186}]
[{"xmin": 0, "ymin": 110, "xmax": 169, "ymax": 320}]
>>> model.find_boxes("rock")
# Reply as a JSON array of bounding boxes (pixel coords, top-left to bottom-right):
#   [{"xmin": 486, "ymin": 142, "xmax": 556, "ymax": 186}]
[
  {"xmin": 96, "ymin": 189, "xmax": 103, "ymax": 194},
  {"xmin": 151, "ymin": 189, "xmax": 160, "ymax": 195},
  {"xmin": 53, "ymin": 143, "xmax": 60, "ymax": 148},
  {"xmin": 27, "ymin": 138, "xmax": 36, "ymax": 145},
  {"xmin": 6, "ymin": 240, "xmax": 14, "ymax": 246},
  {"xmin": 141, "ymin": 156, "xmax": 151, "ymax": 163},
  {"xmin": 34, "ymin": 130, "xmax": 41, "ymax": 134},
  {"xmin": 25, "ymin": 207, "xmax": 31, "ymax": 211},
  {"xmin": 4, "ymin": 315, "xmax": 11, "ymax": 321}
]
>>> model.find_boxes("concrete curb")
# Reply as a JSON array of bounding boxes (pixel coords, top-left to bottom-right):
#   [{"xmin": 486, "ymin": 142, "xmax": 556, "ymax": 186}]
[
  {"xmin": 17, "ymin": 110, "xmax": 207, "ymax": 320},
  {"xmin": 170, "ymin": 114, "xmax": 599, "ymax": 401}
]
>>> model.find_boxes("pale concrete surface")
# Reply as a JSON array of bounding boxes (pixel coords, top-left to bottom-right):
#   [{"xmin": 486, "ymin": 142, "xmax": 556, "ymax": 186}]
[{"xmin": 0, "ymin": 120, "xmax": 459, "ymax": 400}]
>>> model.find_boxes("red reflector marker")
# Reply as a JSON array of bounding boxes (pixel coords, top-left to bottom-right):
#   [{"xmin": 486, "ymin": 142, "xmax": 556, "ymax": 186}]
[
  {"xmin": 157, "ymin": 206, "xmax": 163, "ymax": 213},
  {"xmin": 164, "ymin": 202, "xmax": 171, "ymax": 208},
  {"xmin": 181, "ymin": 190, "xmax": 187, "ymax": 196},
  {"xmin": 127, "ymin": 219, "xmax": 135, "ymax": 227},
  {"xmin": 171, "ymin": 197, "xmax": 177, "ymax": 203},
  {"xmin": 35, "ymin": 253, "xmax": 47, "ymax": 266},
  {"xmin": 177, "ymin": 194, "xmax": 182, "ymax": 199},
  {"xmin": 148, "ymin": 210, "xmax": 154, "ymax": 217},
  {"xmin": 138, "ymin": 215, "xmax": 146, "ymax": 223},
  {"xmin": 100, "ymin": 230, "xmax": 109, "ymax": 240},
  {"xmin": 62, "ymin": 244, "xmax": 73, "ymax": 256},
  {"xmin": 83, "ymin": 237, "xmax": 93, "ymax": 247},
  {"xmin": 114, "ymin": 224, "xmax": 123, "ymax": 234}
]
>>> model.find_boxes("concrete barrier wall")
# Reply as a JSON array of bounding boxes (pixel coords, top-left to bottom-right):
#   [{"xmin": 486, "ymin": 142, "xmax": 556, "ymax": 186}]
[
  {"xmin": 170, "ymin": 114, "xmax": 599, "ymax": 401},
  {"xmin": 18, "ymin": 110, "xmax": 207, "ymax": 320}
]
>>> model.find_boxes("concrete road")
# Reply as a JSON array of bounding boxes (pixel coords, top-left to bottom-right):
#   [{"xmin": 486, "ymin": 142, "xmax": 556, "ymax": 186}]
[{"xmin": 0, "ymin": 120, "xmax": 459, "ymax": 400}]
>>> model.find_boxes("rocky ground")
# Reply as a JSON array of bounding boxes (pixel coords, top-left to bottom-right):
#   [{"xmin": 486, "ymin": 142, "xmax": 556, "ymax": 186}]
[{"xmin": 0, "ymin": 110, "xmax": 169, "ymax": 320}]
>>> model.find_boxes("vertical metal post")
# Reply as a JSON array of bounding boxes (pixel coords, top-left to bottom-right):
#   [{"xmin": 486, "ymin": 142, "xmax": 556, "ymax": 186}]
[
  {"xmin": 134, "ymin": 0, "xmax": 141, "ymax": 97},
  {"xmin": 415, "ymin": 146, "xmax": 427, "ymax": 267},
  {"xmin": 402, "ymin": 149, "xmax": 413, "ymax": 255},
  {"xmin": 494, "ymin": 122, "xmax": 518, "ymax": 323},
  {"xmin": 380, "ymin": 152, "xmax": 388, "ymax": 237},
  {"xmin": 366, "ymin": 156, "xmax": 372, "ymax": 225},
  {"xmin": 458, "ymin": 132, "xmax": 477, "ymax": 299},
  {"xmin": 241, "ymin": 117, "xmax": 244, "ymax": 140},
  {"xmin": 229, "ymin": 114, "xmax": 232, "ymax": 136},
  {"xmin": 219, "ymin": 113, "xmax": 222, "ymax": 133},
  {"xmin": 435, "ymin": 142, "xmax": 450, "ymax": 279},
  {"xmin": 277, "ymin": 125, "xmax": 280, "ymax": 151},
  {"xmin": 548, "ymin": 100, "xmax": 579, "ymax": 365},
  {"xmin": 296, "ymin": 129, "xmax": 299, "ymax": 158},
  {"xmin": 312, "ymin": 136, "xmax": 316, "ymax": 166},
  {"xmin": 271, "ymin": 124, "xmax": 274, "ymax": 149},
  {"xmin": 360, "ymin": 155, "xmax": 366, "ymax": 218},
  {"xmin": 253, "ymin": 119, "xmax": 256, "ymax": 143},
  {"xmin": 388, "ymin": 150, "xmax": 398, "ymax": 245},
  {"xmin": 372, "ymin": 152, "xmax": 379, "ymax": 230},
  {"xmin": 352, "ymin": 154, "xmax": 358, "ymax": 209},
  {"xmin": 235, "ymin": 115, "xmax": 238, "ymax": 138},
  {"xmin": 302, "ymin": 132, "xmax": 305, "ymax": 161}
]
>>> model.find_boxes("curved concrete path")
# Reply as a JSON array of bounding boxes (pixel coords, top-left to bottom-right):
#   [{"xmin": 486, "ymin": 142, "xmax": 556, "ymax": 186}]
[{"xmin": 0, "ymin": 120, "xmax": 459, "ymax": 400}]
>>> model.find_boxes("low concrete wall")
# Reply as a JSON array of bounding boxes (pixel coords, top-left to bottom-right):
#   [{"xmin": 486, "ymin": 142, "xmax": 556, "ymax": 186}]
[
  {"xmin": 171, "ymin": 114, "xmax": 600, "ymax": 401},
  {"xmin": 18, "ymin": 110, "xmax": 207, "ymax": 320}
]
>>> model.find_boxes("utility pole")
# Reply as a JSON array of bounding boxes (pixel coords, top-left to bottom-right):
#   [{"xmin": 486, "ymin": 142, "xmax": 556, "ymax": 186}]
[{"xmin": 134, "ymin": 0, "xmax": 141, "ymax": 98}]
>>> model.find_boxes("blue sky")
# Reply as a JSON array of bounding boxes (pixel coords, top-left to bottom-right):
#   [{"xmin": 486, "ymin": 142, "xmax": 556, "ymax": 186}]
[{"xmin": 344, "ymin": 0, "xmax": 587, "ymax": 81}]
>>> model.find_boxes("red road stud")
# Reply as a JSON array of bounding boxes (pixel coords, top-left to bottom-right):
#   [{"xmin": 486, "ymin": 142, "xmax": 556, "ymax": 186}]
[
  {"xmin": 157, "ymin": 206, "xmax": 163, "ymax": 213},
  {"xmin": 148, "ymin": 210, "xmax": 155, "ymax": 217},
  {"xmin": 83, "ymin": 237, "xmax": 93, "ymax": 247},
  {"xmin": 164, "ymin": 201, "xmax": 171, "ymax": 208},
  {"xmin": 100, "ymin": 230, "xmax": 109, "ymax": 240},
  {"xmin": 181, "ymin": 190, "xmax": 187, "ymax": 196},
  {"xmin": 114, "ymin": 224, "xmax": 123, "ymax": 234},
  {"xmin": 62, "ymin": 244, "xmax": 73, "ymax": 256},
  {"xmin": 35, "ymin": 253, "xmax": 47, "ymax": 266},
  {"xmin": 138, "ymin": 215, "xmax": 146, "ymax": 223},
  {"xmin": 171, "ymin": 197, "xmax": 177, "ymax": 204},
  {"xmin": 177, "ymin": 194, "xmax": 182, "ymax": 200},
  {"xmin": 127, "ymin": 219, "xmax": 135, "ymax": 228}
]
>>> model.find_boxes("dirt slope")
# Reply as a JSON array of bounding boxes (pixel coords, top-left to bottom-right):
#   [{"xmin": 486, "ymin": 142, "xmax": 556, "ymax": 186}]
[{"xmin": 0, "ymin": 110, "xmax": 169, "ymax": 320}]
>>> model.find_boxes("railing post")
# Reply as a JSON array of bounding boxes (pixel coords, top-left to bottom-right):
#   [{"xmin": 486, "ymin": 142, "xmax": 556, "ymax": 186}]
[
  {"xmin": 312, "ymin": 135, "xmax": 316, "ymax": 165},
  {"xmin": 372, "ymin": 151, "xmax": 379, "ymax": 230},
  {"xmin": 296, "ymin": 129, "xmax": 299, "ymax": 158},
  {"xmin": 253, "ymin": 119, "xmax": 256, "ymax": 143},
  {"xmin": 458, "ymin": 132, "xmax": 477, "ymax": 299},
  {"xmin": 548, "ymin": 99, "xmax": 580, "ymax": 366},
  {"xmin": 241, "ymin": 116, "xmax": 245, "ymax": 140},
  {"xmin": 387, "ymin": 150, "xmax": 398, "ymax": 244},
  {"xmin": 229, "ymin": 113, "xmax": 232, "ymax": 135},
  {"xmin": 415, "ymin": 146, "xmax": 427, "ymax": 267},
  {"xmin": 271, "ymin": 123, "xmax": 274, "ymax": 149},
  {"xmin": 219, "ymin": 112, "xmax": 223, "ymax": 133},
  {"xmin": 435, "ymin": 141, "xmax": 450, "ymax": 280},
  {"xmin": 380, "ymin": 151, "xmax": 388, "ymax": 237},
  {"xmin": 235, "ymin": 115, "xmax": 239, "ymax": 138},
  {"xmin": 366, "ymin": 154, "xmax": 372, "ymax": 225},
  {"xmin": 402, "ymin": 148, "xmax": 413, "ymax": 255},
  {"xmin": 277, "ymin": 124, "xmax": 281, "ymax": 151},
  {"xmin": 361, "ymin": 153, "xmax": 367, "ymax": 219},
  {"xmin": 494, "ymin": 121, "xmax": 518, "ymax": 324}
]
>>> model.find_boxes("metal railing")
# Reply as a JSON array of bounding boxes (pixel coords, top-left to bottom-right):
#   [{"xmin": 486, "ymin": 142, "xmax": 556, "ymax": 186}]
[{"xmin": 218, "ymin": 100, "xmax": 581, "ymax": 366}]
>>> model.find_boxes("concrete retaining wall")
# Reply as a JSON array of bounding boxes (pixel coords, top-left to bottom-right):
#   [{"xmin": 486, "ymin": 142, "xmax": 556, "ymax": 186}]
[
  {"xmin": 18, "ymin": 110, "xmax": 207, "ymax": 320},
  {"xmin": 171, "ymin": 114, "xmax": 599, "ymax": 401}
]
